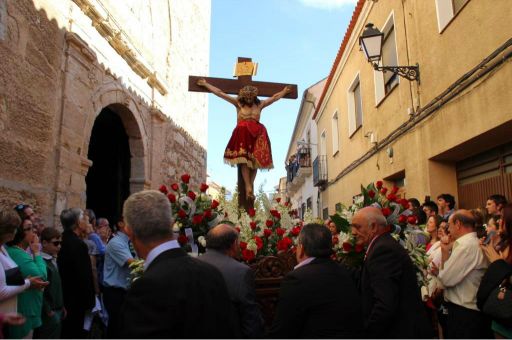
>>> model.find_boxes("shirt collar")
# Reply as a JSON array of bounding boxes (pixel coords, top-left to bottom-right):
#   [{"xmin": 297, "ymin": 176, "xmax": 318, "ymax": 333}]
[
  {"xmin": 41, "ymin": 251, "xmax": 54, "ymax": 260},
  {"xmin": 116, "ymin": 231, "xmax": 129, "ymax": 241},
  {"xmin": 144, "ymin": 239, "xmax": 180, "ymax": 270},
  {"xmin": 294, "ymin": 257, "xmax": 315, "ymax": 270}
]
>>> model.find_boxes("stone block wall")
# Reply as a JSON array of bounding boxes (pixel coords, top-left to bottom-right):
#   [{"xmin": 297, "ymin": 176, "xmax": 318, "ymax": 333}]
[{"xmin": 0, "ymin": 0, "xmax": 211, "ymax": 226}]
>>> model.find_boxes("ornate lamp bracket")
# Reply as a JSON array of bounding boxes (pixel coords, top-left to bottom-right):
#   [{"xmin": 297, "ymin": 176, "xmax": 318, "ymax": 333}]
[{"xmin": 372, "ymin": 63, "xmax": 420, "ymax": 83}]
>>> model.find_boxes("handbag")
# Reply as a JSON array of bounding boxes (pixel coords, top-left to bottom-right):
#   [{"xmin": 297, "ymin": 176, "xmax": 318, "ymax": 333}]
[
  {"xmin": 5, "ymin": 267, "xmax": 25, "ymax": 286},
  {"xmin": 483, "ymin": 276, "xmax": 512, "ymax": 325}
]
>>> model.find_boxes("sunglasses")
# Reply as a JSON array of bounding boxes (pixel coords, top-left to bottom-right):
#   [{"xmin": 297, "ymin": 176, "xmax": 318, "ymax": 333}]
[
  {"xmin": 51, "ymin": 241, "xmax": 62, "ymax": 246},
  {"xmin": 14, "ymin": 204, "xmax": 29, "ymax": 212}
]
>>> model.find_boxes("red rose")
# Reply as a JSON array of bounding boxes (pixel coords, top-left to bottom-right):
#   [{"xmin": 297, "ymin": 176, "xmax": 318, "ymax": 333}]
[
  {"xmin": 181, "ymin": 174, "xmax": 191, "ymax": 184},
  {"xmin": 211, "ymin": 200, "xmax": 220, "ymax": 209},
  {"xmin": 291, "ymin": 226, "xmax": 301, "ymax": 236},
  {"xmin": 240, "ymin": 241, "xmax": 247, "ymax": 250},
  {"xmin": 192, "ymin": 214, "xmax": 203, "ymax": 225},
  {"xmin": 277, "ymin": 238, "xmax": 292, "ymax": 251},
  {"xmin": 203, "ymin": 209, "xmax": 212, "ymax": 219},
  {"xmin": 248, "ymin": 208, "xmax": 256, "ymax": 217},
  {"xmin": 187, "ymin": 191, "xmax": 196, "ymax": 200},
  {"xmin": 235, "ymin": 226, "xmax": 240, "ymax": 233},
  {"xmin": 398, "ymin": 214, "xmax": 407, "ymax": 224},
  {"xmin": 391, "ymin": 186, "xmax": 399, "ymax": 194},
  {"xmin": 382, "ymin": 207, "xmax": 392, "ymax": 217},
  {"xmin": 242, "ymin": 249, "xmax": 255, "ymax": 262},
  {"xmin": 178, "ymin": 209, "xmax": 187, "ymax": 218},
  {"xmin": 275, "ymin": 212, "xmax": 281, "ymax": 219},
  {"xmin": 407, "ymin": 215, "xmax": 417, "ymax": 225},
  {"xmin": 342, "ymin": 242, "xmax": 352, "ymax": 252},
  {"xmin": 380, "ymin": 187, "xmax": 388, "ymax": 195},
  {"xmin": 167, "ymin": 193, "xmax": 176, "ymax": 203},
  {"xmin": 276, "ymin": 197, "xmax": 281, "ymax": 203},
  {"xmin": 199, "ymin": 183, "xmax": 209, "ymax": 192},
  {"xmin": 355, "ymin": 244, "xmax": 364, "ymax": 253},
  {"xmin": 266, "ymin": 220, "xmax": 273, "ymax": 228},
  {"xmin": 159, "ymin": 185, "xmax": 168, "ymax": 194},
  {"xmin": 171, "ymin": 183, "xmax": 179, "ymax": 191},
  {"xmin": 250, "ymin": 221, "xmax": 257, "ymax": 230},
  {"xmin": 400, "ymin": 199, "xmax": 409, "ymax": 209},
  {"xmin": 178, "ymin": 234, "xmax": 188, "ymax": 245},
  {"xmin": 270, "ymin": 209, "xmax": 279, "ymax": 217},
  {"xmin": 368, "ymin": 190, "xmax": 376, "ymax": 198},
  {"xmin": 284, "ymin": 202, "xmax": 289, "ymax": 207},
  {"xmin": 254, "ymin": 236, "xmax": 263, "ymax": 250},
  {"xmin": 263, "ymin": 229, "xmax": 272, "ymax": 238},
  {"xmin": 276, "ymin": 228, "xmax": 285, "ymax": 236},
  {"xmin": 376, "ymin": 181, "xmax": 383, "ymax": 189},
  {"xmin": 387, "ymin": 193, "xmax": 397, "ymax": 202},
  {"xmin": 332, "ymin": 236, "xmax": 339, "ymax": 245}
]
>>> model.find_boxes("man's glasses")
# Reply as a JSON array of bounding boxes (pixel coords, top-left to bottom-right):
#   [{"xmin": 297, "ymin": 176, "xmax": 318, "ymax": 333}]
[{"xmin": 52, "ymin": 241, "xmax": 62, "ymax": 246}]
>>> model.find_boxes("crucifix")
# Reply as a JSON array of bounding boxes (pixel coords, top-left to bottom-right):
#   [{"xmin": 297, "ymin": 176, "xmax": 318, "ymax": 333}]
[{"xmin": 189, "ymin": 57, "xmax": 297, "ymax": 212}]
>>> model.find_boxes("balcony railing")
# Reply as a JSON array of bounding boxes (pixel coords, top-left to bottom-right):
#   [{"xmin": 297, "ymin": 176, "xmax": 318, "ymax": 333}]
[
  {"xmin": 313, "ymin": 155, "xmax": 327, "ymax": 188},
  {"xmin": 285, "ymin": 147, "xmax": 312, "ymax": 184}
]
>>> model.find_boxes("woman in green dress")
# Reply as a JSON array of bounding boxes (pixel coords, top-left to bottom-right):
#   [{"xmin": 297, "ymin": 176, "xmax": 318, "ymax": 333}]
[{"xmin": 6, "ymin": 218, "xmax": 48, "ymax": 338}]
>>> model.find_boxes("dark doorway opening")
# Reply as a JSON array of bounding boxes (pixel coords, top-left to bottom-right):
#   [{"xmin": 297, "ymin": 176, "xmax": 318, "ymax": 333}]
[{"xmin": 86, "ymin": 107, "xmax": 131, "ymax": 226}]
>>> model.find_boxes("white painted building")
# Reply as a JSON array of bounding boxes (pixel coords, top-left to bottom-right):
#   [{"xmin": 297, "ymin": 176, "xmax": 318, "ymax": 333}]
[{"xmin": 285, "ymin": 79, "xmax": 326, "ymax": 219}]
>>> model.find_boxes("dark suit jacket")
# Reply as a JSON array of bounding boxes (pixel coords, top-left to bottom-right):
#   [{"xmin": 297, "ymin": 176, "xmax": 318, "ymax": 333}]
[
  {"xmin": 57, "ymin": 229, "xmax": 95, "ymax": 313},
  {"xmin": 119, "ymin": 248, "xmax": 236, "ymax": 338},
  {"xmin": 199, "ymin": 249, "xmax": 264, "ymax": 338},
  {"xmin": 269, "ymin": 257, "xmax": 365, "ymax": 338},
  {"xmin": 361, "ymin": 233, "xmax": 433, "ymax": 338},
  {"xmin": 477, "ymin": 259, "xmax": 512, "ymax": 310}
]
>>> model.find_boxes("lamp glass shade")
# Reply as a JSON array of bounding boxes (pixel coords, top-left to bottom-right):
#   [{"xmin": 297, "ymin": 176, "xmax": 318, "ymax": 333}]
[{"xmin": 360, "ymin": 24, "xmax": 384, "ymax": 63}]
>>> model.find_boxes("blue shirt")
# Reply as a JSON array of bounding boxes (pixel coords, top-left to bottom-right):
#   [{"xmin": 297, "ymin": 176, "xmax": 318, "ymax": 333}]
[
  {"xmin": 103, "ymin": 232, "xmax": 134, "ymax": 289},
  {"xmin": 88, "ymin": 233, "xmax": 106, "ymax": 255}
]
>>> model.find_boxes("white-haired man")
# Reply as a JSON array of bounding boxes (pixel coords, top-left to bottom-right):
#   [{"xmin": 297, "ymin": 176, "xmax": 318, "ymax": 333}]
[
  {"xmin": 119, "ymin": 190, "xmax": 235, "ymax": 338},
  {"xmin": 351, "ymin": 207, "xmax": 432, "ymax": 338}
]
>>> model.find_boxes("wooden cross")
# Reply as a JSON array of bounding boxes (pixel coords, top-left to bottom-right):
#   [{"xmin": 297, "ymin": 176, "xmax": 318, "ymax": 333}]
[{"xmin": 189, "ymin": 57, "xmax": 298, "ymax": 212}]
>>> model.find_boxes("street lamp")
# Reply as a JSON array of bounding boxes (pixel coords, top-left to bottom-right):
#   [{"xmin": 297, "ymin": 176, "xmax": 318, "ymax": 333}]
[{"xmin": 359, "ymin": 23, "xmax": 420, "ymax": 83}]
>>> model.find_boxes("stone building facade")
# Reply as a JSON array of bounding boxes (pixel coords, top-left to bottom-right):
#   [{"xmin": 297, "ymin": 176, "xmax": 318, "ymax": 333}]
[
  {"xmin": 0, "ymin": 0, "xmax": 211, "ymax": 225},
  {"xmin": 312, "ymin": 0, "xmax": 511, "ymax": 214}
]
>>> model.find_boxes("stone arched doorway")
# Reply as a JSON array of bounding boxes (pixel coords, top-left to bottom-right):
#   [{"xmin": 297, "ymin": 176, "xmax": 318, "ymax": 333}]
[{"xmin": 85, "ymin": 103, "xmax": 146, "ymax": 225}]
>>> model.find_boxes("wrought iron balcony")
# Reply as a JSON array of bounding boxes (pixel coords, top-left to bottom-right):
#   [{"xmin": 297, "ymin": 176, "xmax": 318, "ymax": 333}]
[{"xmin": 313, "ymin": 155, "xmax": 327, "ymax": 188}]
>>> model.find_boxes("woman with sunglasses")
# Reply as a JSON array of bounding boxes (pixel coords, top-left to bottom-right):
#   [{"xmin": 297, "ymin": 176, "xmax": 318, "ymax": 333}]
[
  {"xmin": 0, "ymin": 210, "xmax": 46, "ymax": 333},
  {"xmin": 6, "ymin": 218, "xmax": 48, "ymax": 338}
]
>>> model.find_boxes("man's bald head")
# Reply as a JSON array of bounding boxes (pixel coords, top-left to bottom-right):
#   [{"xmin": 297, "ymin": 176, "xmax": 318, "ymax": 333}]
[
  {"xmin": 356, "ymin": 206, "xmax": 387, "ymax": 227},
  {"xmin": 205, "ymin": 224, "xmax": 239, "ymax": 253},
  {"xmin": 447, "ymin": 209, "xmax": 476, "ymax": 240},
  {"xmin": 351, "ymin": 206, "xmax": 388, "ymax": 247}
]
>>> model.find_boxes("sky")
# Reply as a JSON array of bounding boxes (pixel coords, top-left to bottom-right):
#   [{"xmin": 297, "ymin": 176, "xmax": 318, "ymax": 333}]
[{"xmin": 207, "ymin": 0, "xmax": 357, "ymax": 194}]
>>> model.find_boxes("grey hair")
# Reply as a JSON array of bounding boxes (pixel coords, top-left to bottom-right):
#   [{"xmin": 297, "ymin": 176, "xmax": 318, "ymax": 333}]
[
  {"xmin": 60, "ymin": 208, "xmax": 83, "ymax": 231},
  {"xmin": 123, "ymin": 190, "xmax": 173, "ymax": 243},
  {"xmin": 366, "ymin": 209, "xmax": 388, "ymax": 227}
]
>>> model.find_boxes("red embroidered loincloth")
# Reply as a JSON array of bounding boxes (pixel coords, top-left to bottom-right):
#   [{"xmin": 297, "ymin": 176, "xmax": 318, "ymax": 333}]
[{"xmin": 224, "ymin": 120, "xmax": 273, "ymax": 169}]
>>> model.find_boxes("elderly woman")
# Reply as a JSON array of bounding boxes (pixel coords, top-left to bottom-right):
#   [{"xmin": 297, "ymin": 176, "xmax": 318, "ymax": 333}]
[
  {"xmin": 0, "ymin": 210, "xmax": 45, "ymax": 322},
  {"xmin": 6, "ymin": 218, "xmax": 48, "ymax": 338}
]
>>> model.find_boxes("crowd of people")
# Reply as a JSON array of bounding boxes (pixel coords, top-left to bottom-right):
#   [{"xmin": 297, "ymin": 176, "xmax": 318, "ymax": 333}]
[{"xmin": 0, "ymin": 190, "xmax": 509, "ymax": 339}]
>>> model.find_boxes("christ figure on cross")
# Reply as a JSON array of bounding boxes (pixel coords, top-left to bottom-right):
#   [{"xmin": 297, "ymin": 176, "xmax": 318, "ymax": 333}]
[{"xmin": 197, "ymin": 78, "xmax": 291, "ymax": 202}]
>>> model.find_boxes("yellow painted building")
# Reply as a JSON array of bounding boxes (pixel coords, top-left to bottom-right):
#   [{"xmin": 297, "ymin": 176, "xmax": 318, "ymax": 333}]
[{"xmin": 313, "ymin": 0, "xmax": 512, "ymax": 218}]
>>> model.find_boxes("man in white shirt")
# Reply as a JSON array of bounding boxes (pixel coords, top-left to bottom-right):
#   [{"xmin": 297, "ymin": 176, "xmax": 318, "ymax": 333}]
[{"xmin": 437, "ymin": 209, "xmax": 491, "ymax": 338}]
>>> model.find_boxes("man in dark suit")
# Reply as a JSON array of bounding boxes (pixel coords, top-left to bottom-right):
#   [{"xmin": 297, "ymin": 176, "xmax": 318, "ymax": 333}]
[
  {"xmin": 119, "ymin": 190, "xmax": 235, "ymax": 338},
  {"xmin": 57, "ymin": 208, "xmax": 96, "ymax": 339},
  {"xmin": 269, "ymin": 223, "xmax": 364, "ymax": 338},
  {"xmin": 351, "ymin": 206, "xmax": 433, "ymax": 338},
  {"xmin": 199, "ymin": 224, "xmax": 264, "ymax": 338}
]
